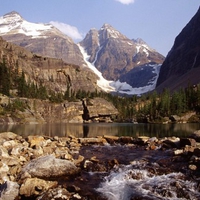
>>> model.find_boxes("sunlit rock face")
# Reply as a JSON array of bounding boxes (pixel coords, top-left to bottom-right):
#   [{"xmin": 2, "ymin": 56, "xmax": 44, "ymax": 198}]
[
  {"xmin": 79, "ymin": 23, "xmax": 164, "ymax": 84},
  {"xmin": 156, "ymin": 7, "xmax": 200, "ymax": 92}
]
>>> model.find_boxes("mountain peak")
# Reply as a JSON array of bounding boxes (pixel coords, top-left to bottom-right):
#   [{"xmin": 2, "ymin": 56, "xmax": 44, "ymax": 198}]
[
  {"xmin": 4, "ymin": 11, "xmax": 21, "ymax": 16},
  {"xmin": 101, "ymin": 23, "xmax": 113, "ymax": 29},
  {"xmin": 0, "ymin": 11, "xmax": 54, "ymax": 38},
  {"xmin": 100, "ymin": 23, "xmax": 125, "ymax": 40},
  {"xmin": 3, "ymin": 11, "xmax": 23, "ymax": 21}
]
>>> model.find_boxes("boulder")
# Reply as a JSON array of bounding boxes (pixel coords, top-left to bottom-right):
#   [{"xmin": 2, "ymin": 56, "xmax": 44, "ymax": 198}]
[{"xmin": 20, "ymin": 155, "xmax": 79, "ymax": 179}]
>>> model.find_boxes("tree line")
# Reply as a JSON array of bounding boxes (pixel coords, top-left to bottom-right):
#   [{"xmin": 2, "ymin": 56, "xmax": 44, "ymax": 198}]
[{"xmin": 1, "ymin": 60, "xmax": 200, "ymax": 122}]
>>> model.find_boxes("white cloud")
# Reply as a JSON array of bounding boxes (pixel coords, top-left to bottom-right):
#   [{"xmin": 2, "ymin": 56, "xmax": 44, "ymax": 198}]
[
  {"xmin": 115, "ymin": 0, "xmax": 135, "ymax": 5},
  {"xmin": 50, "ymin": 21, "xmax": 84, "ymax": 40}
]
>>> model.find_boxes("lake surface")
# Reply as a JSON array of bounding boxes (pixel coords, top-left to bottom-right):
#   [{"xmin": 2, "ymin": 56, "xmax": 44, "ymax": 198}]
[{"xmin": 0, "ymin": 122, "xmax": 200, "ymax": 138}]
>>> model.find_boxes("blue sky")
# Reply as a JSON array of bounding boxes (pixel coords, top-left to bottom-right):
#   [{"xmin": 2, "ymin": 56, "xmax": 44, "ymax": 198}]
[{"xmin": 0, "ymin": 0, "xmax": 199, "ymax": 56}]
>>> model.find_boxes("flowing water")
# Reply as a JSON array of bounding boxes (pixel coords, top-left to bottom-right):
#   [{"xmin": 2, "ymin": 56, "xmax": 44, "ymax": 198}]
[
  {"xmin": 96, "ymin": 163, "xmax": 200, "ymax": 200},
  {"xmin": 79, "ymin": 144, "xmax": 200, "ymax": 200}
]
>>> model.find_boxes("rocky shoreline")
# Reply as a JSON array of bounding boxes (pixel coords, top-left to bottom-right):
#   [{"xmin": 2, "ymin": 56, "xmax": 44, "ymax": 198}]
[{"xmin": 0, "ymin": 131, "xmax": 200, "ymax": 199}]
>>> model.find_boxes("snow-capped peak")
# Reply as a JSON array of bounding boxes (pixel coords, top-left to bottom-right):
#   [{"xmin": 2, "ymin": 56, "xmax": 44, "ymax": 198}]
[
  {"xmin": 0, "ymin": 11, "xmax": 53, "ymax": 38},
  {"xmin": 100, "ymin": 23, "xmax": 125, "ymax": 39}
]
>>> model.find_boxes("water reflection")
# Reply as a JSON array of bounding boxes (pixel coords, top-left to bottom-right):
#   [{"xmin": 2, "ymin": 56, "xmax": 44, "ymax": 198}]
[{"xmin": 0, "ymin": 123, "xmax": 200, "ymax": 138}]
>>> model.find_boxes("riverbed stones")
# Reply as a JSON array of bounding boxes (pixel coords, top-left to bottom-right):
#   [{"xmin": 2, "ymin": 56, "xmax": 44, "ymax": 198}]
[
  {"xmin": 20, "ymin": 155, "xmax": 79, "ymax": 179},
  {"xmin": 0, "ymin": 131, "xmax": 200, "ymax": 199}
]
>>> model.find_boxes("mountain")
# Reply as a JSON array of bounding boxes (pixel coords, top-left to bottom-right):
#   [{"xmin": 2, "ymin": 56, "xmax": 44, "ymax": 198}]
[
  {"xmin": 79, "ymin": 24, "xmax": 164, "ymax": 88},
  {"xmin": 0, "ymin": 36, "xmax": 100, "ymax": 94},
  {"xmin": 156, "ymin": 7, "xmax": 200, "ymax": 92},
  {"xmin": 0, "ymin": 11, "xmax": 165, "ymax": 95},
  {"xmin": 0, "ymin": 11, "xmax": 85, "ymax": 66}
]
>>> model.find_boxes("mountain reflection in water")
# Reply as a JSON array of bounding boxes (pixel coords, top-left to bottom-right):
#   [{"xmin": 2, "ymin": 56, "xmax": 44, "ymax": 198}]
[{"xmin": 0, "ymin": 123, "xmax": 200, "ymax": 138}]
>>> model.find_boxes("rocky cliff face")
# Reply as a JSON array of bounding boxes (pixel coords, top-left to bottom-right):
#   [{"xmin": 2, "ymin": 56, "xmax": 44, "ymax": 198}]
[
  {"xmin": 156, "ymin": 7, "xmax": 200, "ymax": 92},
  {"xmin": 79, "ymin": 24, "xmax": 164, "ymax": 86},
  {"xmin": 0, "ymin": 11, "xmax": 85, "ymax": 67},
  {"xmin": 0, "ymin": 37, "xmax": 100, "ymax": 93},
  {"xmin": 0, "ymin": 95, "xmax": 118, "ymax": 123}
]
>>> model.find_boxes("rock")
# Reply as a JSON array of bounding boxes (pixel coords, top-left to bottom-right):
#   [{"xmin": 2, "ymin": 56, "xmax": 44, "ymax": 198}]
[
  {"xmin": 189, "ymin": 164, "xmax": 197, "ymax": 171},
  {"xmin": 194, "ymin": 148, "xmax": 200, "ymax": 157},
  {"xmin": 190, "ymin": 130, "xmax": 200, "ymax": 142},
  {"xmin": 119, "ymin": 136, "xmax": 133, "ymax": 144},
  {"xmin": 3, "ymin": 140, "xmax": 18, "ymax": 149},
  {"xmin": 0, "ymin": 163, "xmax": 9, "ymax": 181},
  {"xmin": 27, "ymin": 135, "xmax": 46, "ymax": 147},
  {"xmin": 20, "ymin": 155, "xmax": 79, "ymax": 179},
  {"xmin": 0, "ymin": 132, "xmax": 18, "ymax": 142},
  {"xmin": 1, "ymin": 156, "xmax": 20, "ymax": 166},
  {"xmin": 74, "ymin": 155, "xmax": 84, "ymax": 166},
  {"xmin": 37, "ymin": 187, "xmax": 71, "ymax": 200},
  {"xmin": 82, "ymin": 98, "xmax": 118, "ymax": 122},
  {"xmin": 0, "ymin": 145, "xmax": 9, "ymax": 157},
  {"xmin": 180, "ymin": 138, "xmax": 196, "ymax": 147},
  {"xmin": 137, "ymin": 136, "xmax": 149, "ymax": 143},
  {"xmin": 170, "ymin": 115, "xmax": 181, "ymax": 122},
  {"xmin": 104, "ymin": 135, "xmax": 119, "ymax": 144},
  {"xmin": 0, "ymin": 181, "xmax": 19, "ymax": 200},
  {"xmin": 19, "ymin": 177, "xmax": 57, "ymax": 197},
  {"xmin": 147, "ymin": 137, "xmax": 158, "ymax": 143},
  {"xmin": 162, "ymin": 137, "xmax": 180, "ymax": 148},
  {"xmin": 79, "ymin": 137, "xmax": 107, "ymax": 144},
  {"xmin": 174, "ymin": 149, "xmax": 184, "ymax": 155},
  {"xmin": 184, "ymin": 145, "xmax": 195, "ymax": 154}
]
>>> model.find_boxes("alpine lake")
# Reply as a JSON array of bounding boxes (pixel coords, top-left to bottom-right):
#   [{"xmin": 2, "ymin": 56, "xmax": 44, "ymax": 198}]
[{"xmin": 1, "ymin": 122, "xmax": 200, "ymax": 138}]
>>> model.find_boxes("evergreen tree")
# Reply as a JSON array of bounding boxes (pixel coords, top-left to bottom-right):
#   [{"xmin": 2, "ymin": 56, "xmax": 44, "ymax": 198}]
[
  {"xmin": 158, "ymin": 89, "xmax": 170, "ymax": 116},
  {"xmin": 0, "ymin": 60, "xmax": 10, "ymax": 96}
]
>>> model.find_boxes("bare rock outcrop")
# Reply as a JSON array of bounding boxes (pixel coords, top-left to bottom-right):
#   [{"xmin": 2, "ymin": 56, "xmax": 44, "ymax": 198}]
[{"xmin": 0, "ymin": 36, "xmax": 100, "ymax": 94}]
